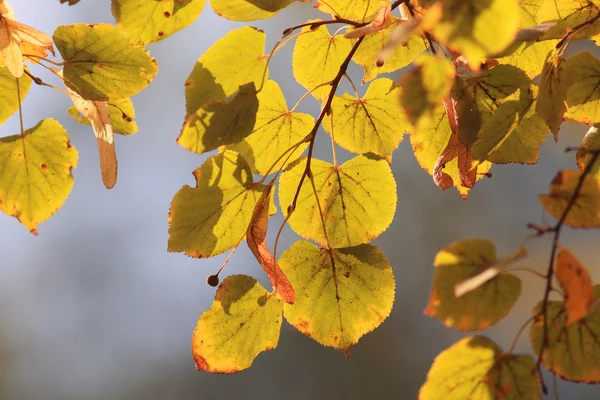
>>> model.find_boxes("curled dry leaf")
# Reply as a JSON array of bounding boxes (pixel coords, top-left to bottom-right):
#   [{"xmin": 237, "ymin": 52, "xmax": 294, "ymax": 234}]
[
  {"xmin": 344, "ymin": 4, "xmax": 392, "ymax": 39},
  {"xmin": 556, "ymin": 248, "xmax": 595, "ymax": 325},
  {"xmin": 246, "ymin": 183, "xmax": 295, "ymax": 304}
]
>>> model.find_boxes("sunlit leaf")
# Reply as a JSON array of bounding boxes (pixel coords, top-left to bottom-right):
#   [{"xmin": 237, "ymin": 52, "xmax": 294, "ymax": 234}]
[
  {"xmin": 538, "ymin": 170, "xmax": 600, "ymax": 228},
  {"xmin": 556, "ymin": 248, "xmax": 595, "ymax": 325},
  {"xmin": 497, "ymin": 40, "xmax": 556, "ymax": 78},
  {"xmin": 228, "ymin": 79, "xmax": 312, "ymax": 174},
  {"xmin": 0, "ymin": 119, "xmax": 78, "ymax": 234},
  {"xmin": 280, "ymin": 240, "xmax": 394, "ymax": 355},
  {"xmin": 292, "ymin": 22, "xmax": 352, "ymax": 101},
  {"xmin": 67, "ymin": 97, "xmax": 138, "ymax": 136},
  {"xmin": 112, "ymin": 0, "xmax": 205, "ymax": 44},
  {"xmin": 324, "ymin": 78, "xmax": 407, "ymax": 159},
  {"xmin": 0, "ymin": 65, "xmax": 31, "ymax": 126},
  {"xmin": 53, "ymin": 24, "xmax": 158, "ymax": 101},
  {"xmin": 563, "ymin": 52, "xmax": 600, "ymax": 125},
  {"xmin": 536, "ymin": 48, "xmax": 567, "ymax": 138},
  {"xmin": 536, "ymin": 0, "xmax": 600, "ymax": 40},
  {"xmin": 192, "ymin": 275, "xmax": 283, "ymax": 373},
  {"xmin": 576, "ymin": 124, "xmax": 600, "ymax": 179},
  {"xmin": 184, "ymin": 26, "xmax": 266, "ymax": 116},
  {"xmin": 424, "ymin": 238, "xmax": 521, "ymax": 331},
  {"xmin": 420, "ymin": 336, "xmax": 540, "ymax": 400},
  {"xmin": 210, "ymin": 0, "xmax": 309, "ymax": 21},
  {"xmin": 344, "ymin": 4, "xmax": 392, "ymax": 39},
  {"xmin": 278, "ymin": 155, "xmax": 396, "ymax": 248},
  {"xmin": 168, "ymin": 150, "xmax": 269, "ymax": 258},
  {"xmin": 530, "ymin": 286, "xmax": 600, "ymax": 383},
  {"xmin": 315, "ymin": 0, "xmax": 386, "ymax": 21}
]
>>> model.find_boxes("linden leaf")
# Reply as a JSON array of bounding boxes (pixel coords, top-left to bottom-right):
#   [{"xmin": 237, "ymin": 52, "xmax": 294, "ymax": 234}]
[
  {"xmin": 353, "ymin": 15, "xmax": 428, "ymax": 83},
  {"xmin": 192, "ymin": 275, "xmax": 283, "ymax": 373},
  {"xmin": 530, "ymin": 286, "xmax": 600, "ymax": 383},
  {"xmin": 563, "ymin": 52, "xmax": 600, "ymax": 125},
  {"xmin": 315, "ymin": 0, "xmax": 386, "ymax": 21},
  {"xmin": 280, "ymin": 241, "xmax": 394, "ymax": 355},
  {"xmin": 400, "ymin": 54, "xmax": 455, "ymax": 132},
  {"xmin": 292, "ymin": 22, "xmax": 352, "ymax": 101},
  {"xmin": 0, "ymin": 65, "xmax": 31, "ymax": 126},
  {"xmin": 184, "ymin": 26, "xmax": 266, "ymax": 116},
  {"xmin": 209, "ymin": 0, "xmax": 309, "ymax": 21},
  {"xmin": 536, "ymin": 48, "xmax": 567, "ymax": 138},
  {"xmin": 53, "ymin": 23, "xmax": 158, "ymax": 101},
  {"xmin": 324, "ymin": 78, "xmax": 407, "ymax": 159},
  {"xmin": 112, "ymin": 0, "xmax": 205, "ymax": 45},
  {"xmin": 420, "ymin": 336, "xmax": 540, "ymax": 400},
  {"xmin": 178, "ymin": 82, "xmax": 259, "ymax": 154},
  {"xmin": 246, "ymin": 184, "xmax": 295, "ymax": 304},
  {"xmin": 344, "ymin": 4, "xmax": 392, "ymax": 39},
  {"xmin": 424, "ymin": 238, "xmax": 521, "ymax": 331},
  {"xmin": 576, "ymin": 124, "xmax": 600, "ymax": 180},
  {"xmin": 497, "ymin": 40, "xmax": 557, "ymax": 79},
  {"xmin": 537, "ymin": 0, "xmax": 600, "ymax": 40},
  {"xmin": 431, "ymin": 0, "xmax": 521, "ymax": 71},
  {"xmin": 67, "ymin": 97, "xmax": 138, "ymax": 136},
  {"xmin": 556, "ymin": 248, "xmax": 595, "ymax": 325},
  {"xmin": 278, "ymin": 155, "xmax": 396, "ymax": 248},
  {"xmin": 0, "ymin": 119, "xmax": 78, "ymax": 234},
  {"xmin": 472, "ymin": 86, "xmax": 549, "ymax": 165},
  {"xmin": 168, "ymin": 150, "xmax": 268, "ymax": 258},
  {"xmin": 538, "ymin": 170, "xmax": 600, "ymax": 228},
  {"xmin": 228, "ymin": 80, "xmax": 312, "ymax": 174}
]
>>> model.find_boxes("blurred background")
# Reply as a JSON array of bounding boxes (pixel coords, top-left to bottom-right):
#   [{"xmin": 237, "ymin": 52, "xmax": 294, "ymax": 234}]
[{"xmin": 1, "ymin": 2, "xmax": 599, "ymax": 399}]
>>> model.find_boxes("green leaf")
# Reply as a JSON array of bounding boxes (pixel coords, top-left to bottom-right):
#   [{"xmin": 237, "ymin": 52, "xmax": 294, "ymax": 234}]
[
  {"xmin": 352, "ymin": 16, "xmax": 427, "ymax": 83},
  {"xmin": 0, "ymin": 119, "xmax": 78, "ymax": 234},
  {"xmin": 537, "ymin": 0, "xmax": 600, "ymax": 40},
  {"xmin": 53, "ymin": 24, "xmax": 158, "ymax": 101},
  {"xmin": 536, "ymin": 48, "xmax": 567, "ymax": 137},
  {"xmin": 280, "ymin": 241, "xmax": 394, "ymax": 355},
  {"xmin": 324, "ymin": 78, "xmax": 407, "ymax": 160},
  {"xmin": 67, "ymin": 97, "xmax": 138, "ymax": 135},
  {"xmin": 192, "ymin": 275, "xmax": 283, "ymax": 373},
  {"xmin": 538, "ymin": 169, "xmax": 600, "ymax": 228},
  {"xmin": 472, "ymin": 86, "xmax": 549, "ymax": 165},
  {"xmin": 399, "ymin": 54, "xmax": 455, "ymax": 132},
  {"xmin": 315, "ymin": 0, "xmax": 386, "ymax": 21},
  {"xmin": 168, "ymin": 150, "xmax": 269, "ymax": 258},
  {"xmin": 424, "ymin": 238, "xmax": 521, "ymax": 331},
  {"xmin": 228, "ymin": 80, "xmax": 312, "ymax": 174},
  {"xmin": 292, "ymin": 22, "xmax": 352, "ymax": 101},
  {"xmin": 576, "ymin": 125, "xmax": 600, "ymax": 180},
  {"xmin": 431, "ymin": 0, "xmax": 521, "ymax": 70},
  {"xmin": 563, "ymin": 52, "xmax": 600, "ymax": 125},
  {"xmin": 112, "ymin": 0, "xmax": 205, "ymax": 44},
  {"xmin": 530, "ymin": 285, "xmax": 600, "ymax": 383},
  {"xmin": 209, "ymin": 0, "xmax": 308, "ymax": 21},
  {"xmin": 177, "ymin": 82, "xmax": 259, "ymax": 154},
  {"xmin": 278, "ymin": 155, "xmax": 396, "ymax": 248},
  {"xmin": 0, "ymin": 65, "xmax": 31, "ymax": 126},
  {"xmin": 420, "ymin": 336, "xmax": 540, "ymax": 400},
  {"xmin": 184, "ymin": 26, "xmax": 267, "ymax": 116}
]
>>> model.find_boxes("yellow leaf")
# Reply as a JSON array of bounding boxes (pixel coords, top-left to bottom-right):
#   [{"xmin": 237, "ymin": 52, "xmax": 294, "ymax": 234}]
[
  {"xmin": 315, "ymin": 0, "xmax": 386, "ymax": 21},
  {"xmin": 556, "ymin": 248, "xmax": 595, "ymax": 325},
  {"xmin": 536, "ymin": 48, "xmax": 567, "ymax": 138}
]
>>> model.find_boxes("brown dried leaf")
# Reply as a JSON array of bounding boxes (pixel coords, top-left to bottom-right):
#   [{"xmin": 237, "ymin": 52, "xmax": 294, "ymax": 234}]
[{"xmin": 556, "ymin": 248, "xmax": 595, "ymax": 326}]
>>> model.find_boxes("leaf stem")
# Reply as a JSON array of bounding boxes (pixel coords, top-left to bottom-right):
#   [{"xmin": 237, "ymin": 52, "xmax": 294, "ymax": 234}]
[
  {"xmin": 508, "ymin": 315, "xmax": 535, "ymax": 354},
  {"xmin": 16, "ymin": 77, "xmax": 24, "ymax": 136}
]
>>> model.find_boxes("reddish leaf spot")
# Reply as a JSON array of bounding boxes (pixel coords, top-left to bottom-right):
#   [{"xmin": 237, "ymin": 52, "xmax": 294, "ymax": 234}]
[
  {"xmin": 158, "ymin": 31, "xmax": 164, "ymax": 37},
  {"xmin": 40, "ymin": 163, "xmax": 47, "ymax": 169},
  {"xmin": 97, "ymin": 64, "xmax": 105, "ymax": 70},
  {"xmin": 164, "ymin": 11, "xmax": 171, "ymax": 18},
  {"xmin": 30, "ymin": 228, "xmax": 39, "ymax": 236}
]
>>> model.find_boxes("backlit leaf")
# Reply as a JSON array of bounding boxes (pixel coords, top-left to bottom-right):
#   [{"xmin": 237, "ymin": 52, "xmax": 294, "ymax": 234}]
[
  {"xmin": 315, "ymin": 0, "xmax": 386, "ymax": 21},
  {"xmin": 67, "ymin": 97, "xmax": 138, "ymax": 136},
  {"xmin": 53, "ymin": 24, "xmax": 158, "ymax": 101},
  {"xmin": 420, "ymin": 336, "xmax": 540, "ymax": 400},
  {"xmin": 0, "ymin": 65, "xmax": 31, "ymax": 126},
  {"xmin": 278, "ymin": 155, "xmax": 396, "ymax": 248},
  {"xmin": 497, "ymin": 40, "xmax": 557, "ymax": 78},
  {"xmin": 228, "ymin": 79, "xmax": 312, "ymax": 174},
  {"xmin": 563, "ymin": 52, "xmax": 600, "ymax": 125},
  {"xmin": 112, "ymin": 0, "xmax": 205, "ymax": 44},
  {"xmin": 209, "ymin": 0, "xmax": 309, "ymax": 21},
  {"xmin": 576, "ymin": 124, "xmax": 600, "ymax": 179},
  {"xmin": 530, "ymin": 286, "xmax": 600, "ymax": 383},
  {"xmin": 324, "ymin": 78, "xmax": 407, "ymax": 159},
  {"xmin": 539, "ymin": 170, "xmax": 600, "ymax": 228},
  {"xmin": 556, "ymin": 248, "xmax": 595, "ymax": 325},
  {"xmin": 178, "ymin": 82, "xmax": 259, "ymax": 154},
  {"xmin": 168, "ymin": 150, "xmax": 269, "ymax": 258},
  {"xmin": 280, "ymin": 240, "xmax": 394, "ymax": 355},
  {"xmin": 425, "ymin": 238, "xmax": 521, "ymax": 331},
  {"xmin": 536, "ymin": 48, "xmax": 567, "ymax": 138},
  {"xmin": 536, "ymin": 0, "xmax": 600, "ymax": 40},
  {"xmin": 431, "ymin": 0, "xmax": 520, "ymax": 70},
  {"xmin": 184, "ymin": 26, "xmax": 266, "ymax": 116},
  {"xmin": 0, "ymin": 119, "xmax": 78, "ymax": 234},
  {"xmin": 192, "ymin": 275, "xmax": 283, "ymax": 373},
  {"xmin": 292, "ymin": 22, "xmax": 352, "ymax": 101}
]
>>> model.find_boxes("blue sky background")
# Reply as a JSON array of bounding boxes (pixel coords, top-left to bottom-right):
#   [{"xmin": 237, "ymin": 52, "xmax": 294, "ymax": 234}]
[{"xmin": 1, "ymin": 2, "xmax": 599, "ymax": 399}]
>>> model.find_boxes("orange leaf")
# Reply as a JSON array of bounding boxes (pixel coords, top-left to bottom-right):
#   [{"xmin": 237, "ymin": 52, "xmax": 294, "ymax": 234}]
[
  {"xmin": 345, "ymin": 4, "xmax": 392, "ymax": 39},
  {"xmin": 246, "ymin": 183, "xmax": 295, "ymax": 304},
  {"xmin": 556, "ymin": 248, "xmax": 595, "ymax": 326}
]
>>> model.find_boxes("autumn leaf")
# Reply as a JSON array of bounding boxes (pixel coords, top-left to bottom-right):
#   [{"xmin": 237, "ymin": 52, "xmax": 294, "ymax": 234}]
[
  {"xmin": 556, "ymin": 248, "xmax": 595, "ymax": 325},
  {"xmin": 246, "ymin": 184, "xmax": 295, "ymax": 304},
  {"xmin": 344, "ymin": 4, "xmax": 391, "ymax": 39},
  {"xmin": 536, "ymin": 48, "xmax": 567, "ymax": 139}
]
